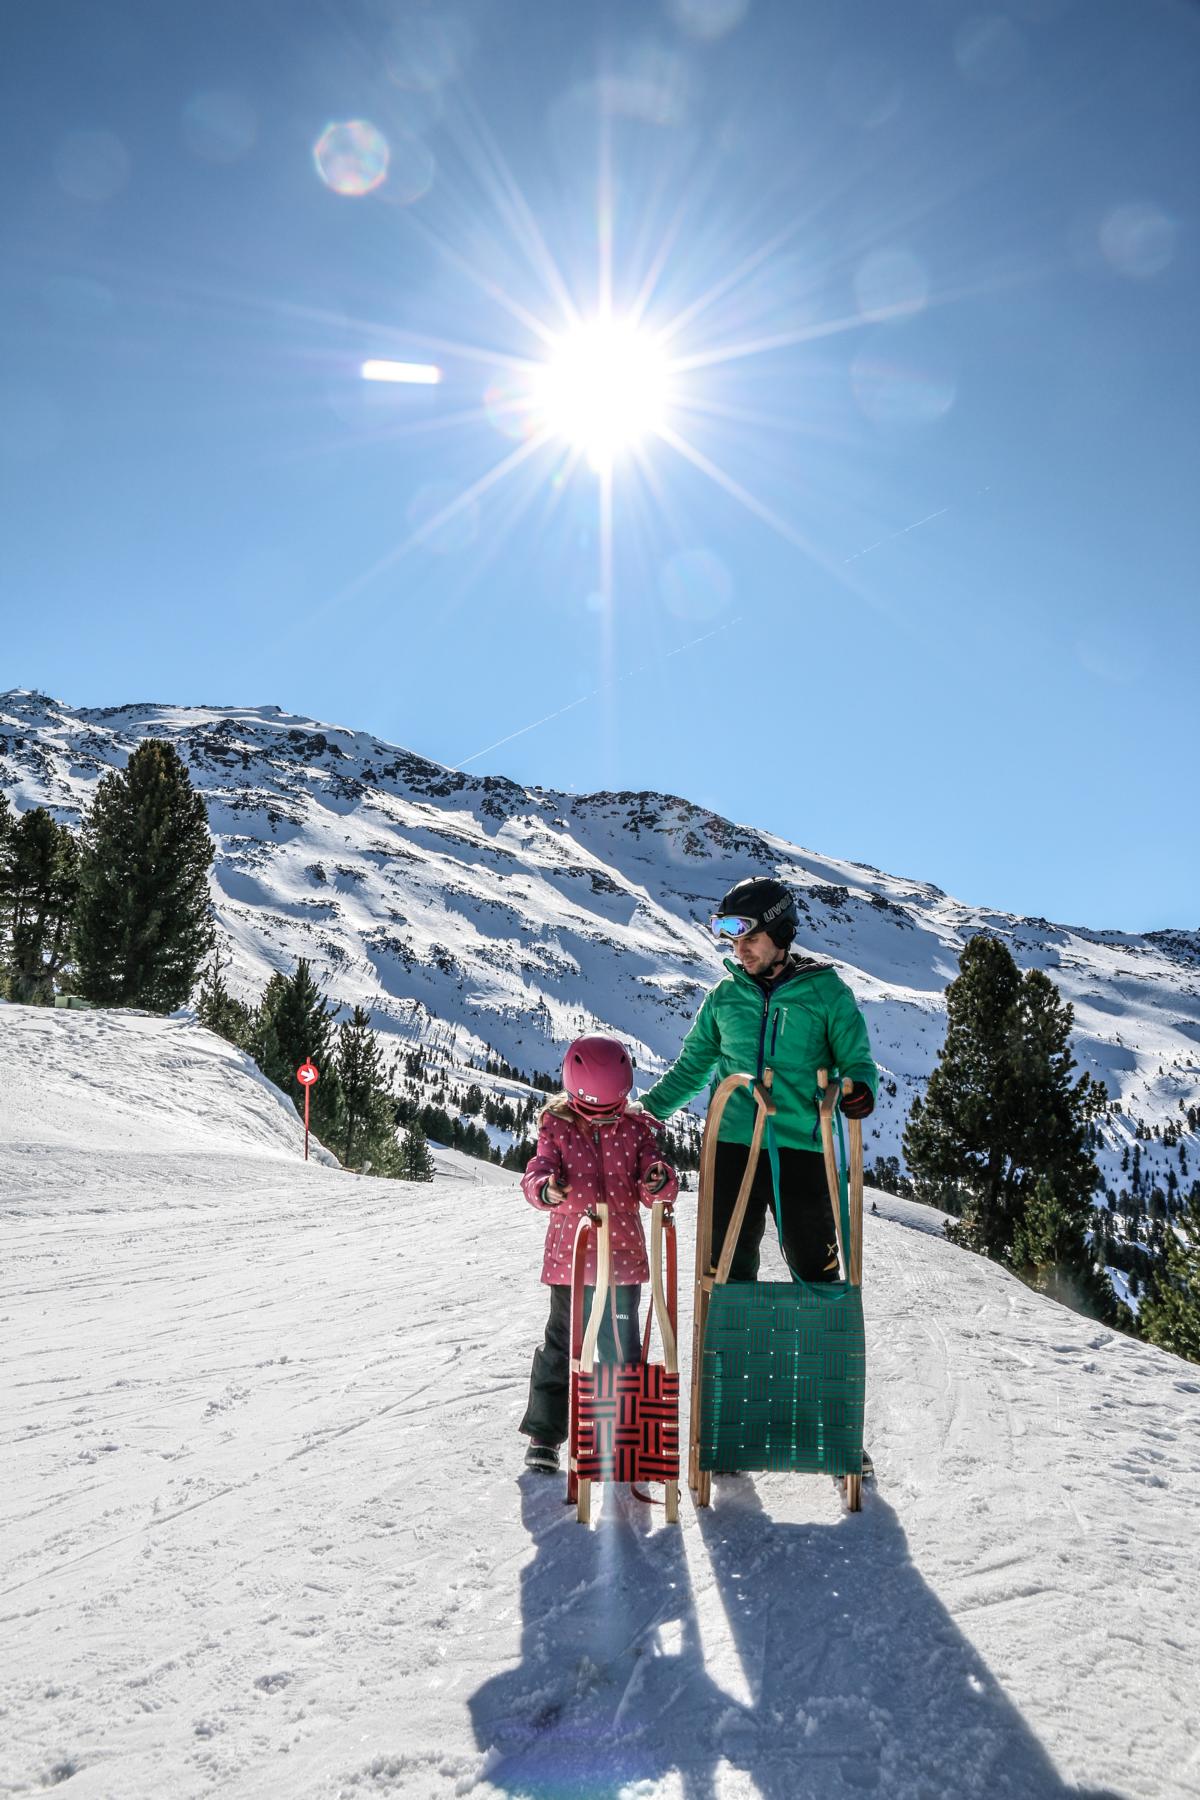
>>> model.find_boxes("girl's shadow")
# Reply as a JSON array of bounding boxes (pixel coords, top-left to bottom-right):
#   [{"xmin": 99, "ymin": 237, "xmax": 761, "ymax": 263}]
[
  {"xmin": 469, "ymin": 1476, "xmax": 731, "ymax": 1797},
  {"xmin": 470, "ymin": 1475, "xmax": 1126, "ymax": 1799}
]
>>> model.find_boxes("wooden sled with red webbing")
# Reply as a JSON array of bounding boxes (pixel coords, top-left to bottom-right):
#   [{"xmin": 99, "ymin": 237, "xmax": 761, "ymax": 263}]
[{"xmin": 566, "ymin": 1198, "xmax": 681, "ymax": 1525}]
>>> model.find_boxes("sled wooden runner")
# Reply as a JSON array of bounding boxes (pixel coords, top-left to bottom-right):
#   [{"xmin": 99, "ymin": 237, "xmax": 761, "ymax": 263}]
[
  {"xmin": 688, "ymin": 1071, "xmax": 776, "ymax": 1508},
  {"xmin": 567, "ymin": 1198, "xmax": 680, "ymax": 1525},
  {"xmin": 690, "ymin": 1067, "xmax": 867, "ymax": 1511},
  {"xmin": 817, "ymin": 1067, "xmax": 865, "ymax": 1511}
]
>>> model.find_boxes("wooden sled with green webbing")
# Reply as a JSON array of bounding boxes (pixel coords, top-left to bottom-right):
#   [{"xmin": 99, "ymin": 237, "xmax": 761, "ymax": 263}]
[{"xmin": 688, "ymin": 1067, "xmax": 867, "ymax": 1512}]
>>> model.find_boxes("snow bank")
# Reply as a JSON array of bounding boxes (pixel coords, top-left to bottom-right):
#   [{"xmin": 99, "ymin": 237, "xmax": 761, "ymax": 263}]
[
  {"xmin": 1, "ymin": 1005, "xmax": 1198, "ymax": 1798},
  {"xmin": 0, "ymin": 1005, "xmax": 338, "ymax": 1208}
]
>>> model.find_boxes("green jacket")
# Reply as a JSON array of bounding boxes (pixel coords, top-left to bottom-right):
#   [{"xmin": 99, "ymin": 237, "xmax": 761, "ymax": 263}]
[{"xmin": 640, "ymin": 957, "xmax": 877, "ymax": 1151}]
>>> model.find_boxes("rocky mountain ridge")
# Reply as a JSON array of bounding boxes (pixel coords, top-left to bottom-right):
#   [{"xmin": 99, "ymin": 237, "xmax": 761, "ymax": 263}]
[{"xmin": 2, "ymin": 687, "xmax": 1197, "ymax": 1203}]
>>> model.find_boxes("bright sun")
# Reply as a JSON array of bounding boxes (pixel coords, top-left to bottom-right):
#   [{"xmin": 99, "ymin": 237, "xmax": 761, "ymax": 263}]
[{"xmin": 532, "ymin": 319, "xmax": 669, "ymax": 469}]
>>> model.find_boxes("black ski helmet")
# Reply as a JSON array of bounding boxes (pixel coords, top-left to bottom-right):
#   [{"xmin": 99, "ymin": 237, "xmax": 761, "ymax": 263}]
[{"xmin": 715, "ymin": 876, "xmax": 798, "ymax": 948}]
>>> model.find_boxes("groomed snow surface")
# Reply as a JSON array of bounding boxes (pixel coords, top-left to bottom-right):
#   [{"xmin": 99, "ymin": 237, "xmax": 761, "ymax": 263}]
[{"xmin": 3, "ymin": 1008, "xmax": 1198, "ymax": 1800}]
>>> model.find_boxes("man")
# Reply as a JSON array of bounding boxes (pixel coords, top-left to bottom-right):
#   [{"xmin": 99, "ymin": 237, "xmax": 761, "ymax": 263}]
[{"xmin": 640, "ymin": 875, "xmax": 877, "ymax": 1285}]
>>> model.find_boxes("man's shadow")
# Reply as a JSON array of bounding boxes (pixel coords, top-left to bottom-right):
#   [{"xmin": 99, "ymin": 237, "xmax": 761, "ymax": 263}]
[
  {"xmin": 469, "ymin": 1476, "xmax": 1126, "ymax": 1799},
  {"xmin": 693, "ymin": 1478, "xmax": 1125, "ymax": 1799}
]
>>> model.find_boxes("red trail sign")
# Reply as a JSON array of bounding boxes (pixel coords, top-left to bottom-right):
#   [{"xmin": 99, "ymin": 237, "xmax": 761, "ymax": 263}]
[{"xmin": 296, "ymin": 1059, "xmax": 319, "ymax": 1161}]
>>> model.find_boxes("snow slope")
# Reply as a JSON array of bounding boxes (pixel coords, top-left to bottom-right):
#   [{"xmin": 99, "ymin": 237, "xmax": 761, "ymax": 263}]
[
  {"xmin": 3, "ymin": 1007, "xmax": 1199, "ymax": 1799},
  {"xmin": 2, "ymin": 688, "xmax": 1198, "ymax": 1204}
]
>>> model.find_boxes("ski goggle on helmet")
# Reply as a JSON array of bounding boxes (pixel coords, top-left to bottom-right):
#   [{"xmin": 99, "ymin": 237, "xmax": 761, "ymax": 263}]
[
  {"xmin": 563, "ymin": 1036, "xmax": 634, "ymax": 1119},
  {"xmin": 710, "ymin": 913, "xmax": 759, "ymax": 939},
  {"xmin": 709, "ymin": 877, "xmax": 798, "ymax": 947}
]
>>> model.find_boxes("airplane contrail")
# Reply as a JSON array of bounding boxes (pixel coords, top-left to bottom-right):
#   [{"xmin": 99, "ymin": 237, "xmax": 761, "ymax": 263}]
[
  {"xmin": 454, "ymin": 485, "xmax": 992, "ymax": 769},
  {"xmin": 451, "ymin": 615, "xmax": 741, "ymax": 771},
  {"xmin": 842, "ymin": 485, "xmax": 992, "ymax": 565},
  {"xmin": 842, "ymin": 506, "xmax": 951, "ymax": 565}
]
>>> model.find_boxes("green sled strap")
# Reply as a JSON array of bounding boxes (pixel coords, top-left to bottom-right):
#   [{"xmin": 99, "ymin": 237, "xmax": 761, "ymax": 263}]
[
  {"xmin": 764, "ymin": 1118, "xmax": 795, "ymax": 1281},
  {"xmin": 766, "ymin": 1083, "xmax": 853, "ymax": 1285},
  {"xmin": 833, "ymin": 1102, "xmax": 853, "ymax": 1281}
]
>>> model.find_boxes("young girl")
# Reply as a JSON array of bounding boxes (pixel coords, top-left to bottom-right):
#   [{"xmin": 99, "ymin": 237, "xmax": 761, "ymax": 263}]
[{"xmin": 519, "ymin": 1035, "xmax": 678, "ymax": 1474}]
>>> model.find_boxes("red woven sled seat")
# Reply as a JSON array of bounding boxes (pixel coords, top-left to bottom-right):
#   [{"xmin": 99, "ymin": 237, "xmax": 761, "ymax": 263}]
[{"xmin": 575, "ymin": 1362, "xmax": 680, "ymax": 1484}]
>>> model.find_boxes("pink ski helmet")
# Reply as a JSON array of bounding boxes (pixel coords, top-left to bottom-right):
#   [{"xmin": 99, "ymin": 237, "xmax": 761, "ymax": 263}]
[{"xmin": 563, "ymin": 1035, "xmax": 634, "ymax": 1119}]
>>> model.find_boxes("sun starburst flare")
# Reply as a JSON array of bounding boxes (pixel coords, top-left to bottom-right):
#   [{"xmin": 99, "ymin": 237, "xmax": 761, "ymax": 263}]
[
  {"xmin": 320, "ymin": 85, "xmax": 957, "ymax": 651},
  {"xmin": 529, "ymin": 318, "xmax": 670, "ymax": 471}
]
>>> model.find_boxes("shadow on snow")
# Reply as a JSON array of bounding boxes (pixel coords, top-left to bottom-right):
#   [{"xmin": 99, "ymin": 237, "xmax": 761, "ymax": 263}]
[{"xmin": 468, "ymin": 1475, "xmax": 1124, "ymax": 1800}]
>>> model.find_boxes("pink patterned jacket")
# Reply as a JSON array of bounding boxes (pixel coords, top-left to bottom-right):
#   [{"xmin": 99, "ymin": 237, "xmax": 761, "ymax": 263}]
[{"xmin": 521, "ymin": 1106, "xmax": 679, "ymax": 1287}]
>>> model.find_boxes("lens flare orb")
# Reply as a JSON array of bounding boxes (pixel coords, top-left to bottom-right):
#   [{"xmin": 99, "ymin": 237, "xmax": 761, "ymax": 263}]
[
  {"xmin": 54, "ymin": 130, "xmax": 130, "ymax": 203},
  {"xmin": 659, "ymin": 546, "xmax": 734, "ymax": 623},
  {"xmin": 406, "ymin": 480, "xmax": 480, "ymax": 555},
  {"xmin": 313, "ymin": 120, "xmax": 390, "ymax": 197},
  {"xmin": 383, "ymin": 132, "xmax": 436, "ymax": 206},
  {"xmin": 1099, "ymin": 202, "xmax": 1177, "ymax": 279},
  {"xmin": 854, "ymin": 249, "xmax": 929, "ymax": 323},
  {"xmin": 182, "ymin": 90, "xmax": 258, "ymax": 164},
  {"xmin": 851, "ymin": 346, "xmax": 955, "ymax": 428},
  {"xmin": 383, "ymin": 14, "xmax": 471, "ymax": 92},
  {"xmin": 533, "ymin": 321, "xmax": 669, "ymax": 470},
  {"xmin": 666, "ymin": 0, "xmax": 751, "ymax": 42},
  {"xmin": 484, "ymin": 374, "xmax": 538, "ymax": 442}
]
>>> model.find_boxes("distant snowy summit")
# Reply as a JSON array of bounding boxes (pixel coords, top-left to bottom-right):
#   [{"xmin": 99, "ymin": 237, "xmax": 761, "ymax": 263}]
[{"xmin": 2, "ymin": 687, "xmax": 1197, "ymax": 1191}]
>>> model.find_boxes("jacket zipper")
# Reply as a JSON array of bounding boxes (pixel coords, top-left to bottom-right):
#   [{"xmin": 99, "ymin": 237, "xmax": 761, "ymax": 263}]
[
  {"xmin": 725, "ymin": 960, "xmax": 829, "ymax": 1143},
  {"xmin": 726, "ymin": 959, "xmax": 822, "ymax": 1076},
  {"xmin": 591, "ymin": 1127, "xmax": 608, "ymax": 1206}
]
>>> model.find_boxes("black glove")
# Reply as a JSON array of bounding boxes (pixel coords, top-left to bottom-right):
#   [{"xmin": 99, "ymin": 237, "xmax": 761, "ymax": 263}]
[
  {"xmin": 839, "ymin": 1081, "xmax": 874, "ymax": 1120},
  {"xmin": 643, "ymin": 1161, "xmax": 670, "ymax": 1194}
]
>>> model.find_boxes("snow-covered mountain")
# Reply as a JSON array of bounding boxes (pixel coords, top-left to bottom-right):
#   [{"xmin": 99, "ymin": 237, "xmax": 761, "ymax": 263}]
[
  {"xmin": 2, "ymin": 1002, "xmax": 1197, "ymax": 1798},
  {"xmin": 2, "ymin": 688, "xmax": 1198, "ymax": 1199}
]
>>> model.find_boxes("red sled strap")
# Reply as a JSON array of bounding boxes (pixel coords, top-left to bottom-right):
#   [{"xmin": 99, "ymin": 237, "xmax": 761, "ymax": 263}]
[{"xmin": 575, "ymin": 1362, "xmax": 681, "ymax": 1483}]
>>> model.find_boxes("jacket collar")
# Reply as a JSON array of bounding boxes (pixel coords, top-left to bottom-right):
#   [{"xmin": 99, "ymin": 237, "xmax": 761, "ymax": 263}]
[{"xmin": 722, "ymin": 952, "xmax": 828, "ymax": 994}]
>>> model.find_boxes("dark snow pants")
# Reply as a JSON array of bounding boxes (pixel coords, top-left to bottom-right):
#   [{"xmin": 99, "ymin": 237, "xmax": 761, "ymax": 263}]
[
  {"xmin": 519, "ymin": 1282, "xmax": 642, "ymax": 1446},
  {"xmin": 712, "ymin": 1141, "xmax": 840, "ymax": 1283}
]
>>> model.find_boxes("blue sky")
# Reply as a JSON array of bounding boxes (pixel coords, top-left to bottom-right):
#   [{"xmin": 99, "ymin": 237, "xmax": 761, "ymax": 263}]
[{"xmin": 1, "ymin": 0, "xmax": 1196, "ymax": 932}]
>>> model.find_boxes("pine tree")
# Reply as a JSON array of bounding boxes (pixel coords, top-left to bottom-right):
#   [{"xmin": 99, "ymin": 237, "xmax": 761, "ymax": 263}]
[
  {"xmin": 334, "ymin": 1005, "xmax": 402, "ymax": 1174},
  {"xmin": 337, "ymin": 1005, "xmax": 380, "ymax": 1168},
  {"xmin": 251, "ymin": 959, "xmax": 342, "ymax": 1141},
  {"xmin": 0, "ymin": 807, "xmax": 79, "ymax": 1004},
  {"xmin": 194, "ymin": 954, "xmax": 255, "ymax": 1051},
  {"xmin": 503, "ymin": 1135, "xmax": 537, "ymax": 1171},
  {"xmin": 1005, "ymin": 969, "xmax": 1116, "ymax": 1317},
  {"xmin": 904, "ymin": 934, "xmax": 1117, "ymax": 1322},
  {"xmin": 1140, "ymin": 1189, "xmax": 1200, "ymax": 1363},
  {"xmin": 74, "ymin": 741, "xmax": 213, "ymax": 1011},
  {"xmin": 1011, "ymin": 1176, "xmax": 1122, "ymax": 1321},
  {"xmin": 903, "ymin": 935, "xmax": 1025, "ymax": 1242},
  {"xmin": 248, "ymin": 970, "xmax": 287, "ymax": 1078},
  {"xmin": 398, "ymin": 1121, "xmax": 435, "ymax": 1181}
]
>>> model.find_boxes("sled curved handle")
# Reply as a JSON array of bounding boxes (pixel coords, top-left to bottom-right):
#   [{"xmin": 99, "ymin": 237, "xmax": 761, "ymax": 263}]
[
  {"xmin": 568, "ymin": 1211, "xmax": 593, "ymax": 1373},
  {"xmin": 816, "ymin": 1068, "xmax": 863, "ymax": 1287},
  {"xmin": 578, "ymin": 1202, "xmax": 612, "ymax": 1370},
  {"xmin": 566, "ymin": 1211, "xmax": 592, "ymax": 1508},
  {"xmin": 648, "ymin": 1200, "xmax": 678, "ymax": 1375},
  {"xmin": 706, "ymin": 1072, "xmax": 776, "ymax": 1289}
]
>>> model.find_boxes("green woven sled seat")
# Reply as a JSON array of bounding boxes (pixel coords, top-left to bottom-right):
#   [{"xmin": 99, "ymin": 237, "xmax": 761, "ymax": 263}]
[{"xmin": 699, "ymin": 1277, "xmax": 865, "ymax": 1478}]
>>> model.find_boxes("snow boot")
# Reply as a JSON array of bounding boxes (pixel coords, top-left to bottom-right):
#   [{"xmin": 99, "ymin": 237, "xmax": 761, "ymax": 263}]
[{"xmin": 524, "ymin": 1440, "xmax": 560, "ymax": 1475}]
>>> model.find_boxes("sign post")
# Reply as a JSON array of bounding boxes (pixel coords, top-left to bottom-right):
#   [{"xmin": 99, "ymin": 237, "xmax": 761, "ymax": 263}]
[{"xmin": 296, "ymin": 1059, "xmax": 320, "ymax": 1160}]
